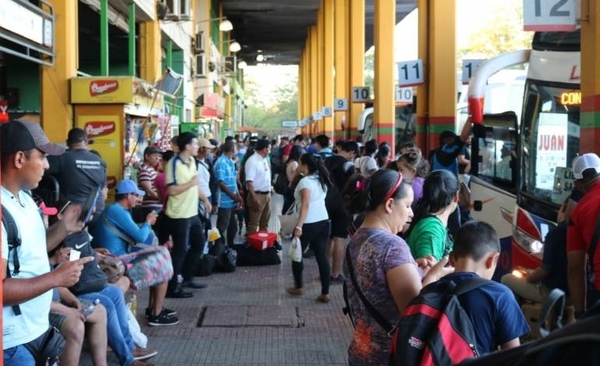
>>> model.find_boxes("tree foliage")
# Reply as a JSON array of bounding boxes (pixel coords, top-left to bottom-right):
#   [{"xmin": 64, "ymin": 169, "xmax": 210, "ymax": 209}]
[
  {"xmin": 243, "ymin": 70, "xmax": 298, "ymax": 135},
  {"xmin": 457, "ymin": 2, "xmax": 533, "ymax": 60}
]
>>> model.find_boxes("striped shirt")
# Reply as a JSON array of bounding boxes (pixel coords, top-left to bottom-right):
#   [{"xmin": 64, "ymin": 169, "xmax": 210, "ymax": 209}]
[
  {"xmin": 138, "ymin": 163, "xmax": 161, "ymax": 207},
  {"xmin": 214, "ymin": 155, "xmax": 238, "ymax": 209}
]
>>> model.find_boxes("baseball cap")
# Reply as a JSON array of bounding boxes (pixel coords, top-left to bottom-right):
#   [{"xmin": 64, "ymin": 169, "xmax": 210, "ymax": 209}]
[
  {"xmin": 1, "ymin": 120, "xmax": 66, "ymax": 156},
  {"xmin": 67, "ymin": 128, "xmax": 90, "ymax": 145},
  {"xmin": 143, "ymin": 146, "xmax": 162, "ymax": 156},
  {"xmin": 572, "ymin": 153, "xmax": 600, "ymax": 180},
  {"xmin": 115, "ymin": 179, "xmax": 146, "ymax": 196},
  {"xmin": 198, "ymin": 138, "xmax": 216, "ymax": 149}
]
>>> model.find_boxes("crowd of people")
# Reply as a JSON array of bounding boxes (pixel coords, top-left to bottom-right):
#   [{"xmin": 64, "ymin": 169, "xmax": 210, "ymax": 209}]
[{"xmin": 3, "ymin": 116, "xmax": 600, "ymax": 366}]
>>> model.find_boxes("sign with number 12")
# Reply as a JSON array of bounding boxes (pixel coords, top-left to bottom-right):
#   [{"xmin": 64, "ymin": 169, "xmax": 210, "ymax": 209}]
[{"xmin": 523, "ymin": 0, "xmax": 578, "ymax": 31}]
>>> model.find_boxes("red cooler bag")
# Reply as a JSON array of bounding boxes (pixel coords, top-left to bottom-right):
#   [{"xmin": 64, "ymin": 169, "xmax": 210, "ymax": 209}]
[{"xmin": 247, "ymin": 231, "xmax": 277, "ymax": 251}]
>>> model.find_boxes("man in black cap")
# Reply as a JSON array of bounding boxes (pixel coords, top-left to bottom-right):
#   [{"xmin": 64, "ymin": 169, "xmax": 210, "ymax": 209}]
[
  {"xmin": 48, "ymin": 127, "xmax": 107, "ymax": 217},
  {"xmin": 1, "ymin": 120, "xmax": 92, "ymax": 366}
]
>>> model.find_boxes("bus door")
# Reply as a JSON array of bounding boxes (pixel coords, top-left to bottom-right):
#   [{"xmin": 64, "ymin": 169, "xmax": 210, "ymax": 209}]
[{"xmin": 470, "ymin": 111, "xmax": 519, "ymax": 280}]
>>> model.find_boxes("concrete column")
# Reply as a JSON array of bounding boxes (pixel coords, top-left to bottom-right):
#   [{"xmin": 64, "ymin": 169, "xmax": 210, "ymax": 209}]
[
  {"xmin": 334, "ymin": 0, "xmax": 349, "ymax": 139},
  {"xmin": 322, "ymin": 0, "xmax": 335, "ymax": 137},
  {"xmin": 41, "ymin": 0, "xmax": 78, "ymax": 141},
  {"xmin": 349, "ymin": 0, "xmax": 365, "ymax": 138},
  {"xmin": 581, "ymin": 1, "xmax": 600, "ymax": 153},
  {"xmin": 416, "ymin": 0, "xmax": 456, "ymax": 152},
  {"xmin": 316, "ymin": 7, "xmax": 324, "ymax": 134},
  {"xmin": 310, "ymin": 26, "xmax": 318, "ymax": 136},
  {"xmin": 373, "ymin": 0, "xmax": 396, "ymax": 152},
  {"xmin": 139, "ymin": 20, "xmax": 162, "ymax": 83}
]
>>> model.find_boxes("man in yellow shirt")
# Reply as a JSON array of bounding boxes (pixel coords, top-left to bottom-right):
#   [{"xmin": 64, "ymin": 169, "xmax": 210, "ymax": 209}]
[{"xmin": 164, "ymin": 132, "xmax": 212, "ymax": 298}]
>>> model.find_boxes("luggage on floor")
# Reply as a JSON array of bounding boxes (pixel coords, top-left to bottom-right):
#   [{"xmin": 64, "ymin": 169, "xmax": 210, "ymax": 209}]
[
  {"xmin": 247, "ymin": 231, "xmax": 278, "ymax": 251},
  {"xmin": 233, "ymin": 244, "xmax": 281, "ymax": 266}
]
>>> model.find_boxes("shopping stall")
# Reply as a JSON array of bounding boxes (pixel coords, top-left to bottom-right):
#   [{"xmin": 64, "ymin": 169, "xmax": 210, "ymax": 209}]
[{"xmin": 70, "ymin": 76, "xmax": 171, "ymax": 199}]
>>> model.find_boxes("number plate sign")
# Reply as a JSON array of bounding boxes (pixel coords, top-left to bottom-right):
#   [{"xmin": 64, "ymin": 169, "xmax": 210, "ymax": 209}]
[
  {"xmin": 313, "ymin": 112, "xmax": 322, "ymax": 121},
  {"xmin": 281, "ymin": 121, "xmax": 298, "ymax": 128},
  {"xmin": 334, "ymin": 98, "xmax": 348, "ymax": 111},
  {"xmin": 322, "ymin": 106, "xmax": 333, "ymax": 117},
  {"xmin": 462, "ymin": 59, "xmax": 485, "ymax": 84},
  {"xmin": 352, "ymin": 87, "xmax": 371, "ymax": 103},
  {"xmin": 395, "ymin": 87, "xmax": 413, "ymax": 103},
  {"xmin": 397, "ymin": 59, "xmax": 424, "ymax": 87},
  {"xmin": 523, "ymin": 0, "xmax": 578, "ymax": 31}
]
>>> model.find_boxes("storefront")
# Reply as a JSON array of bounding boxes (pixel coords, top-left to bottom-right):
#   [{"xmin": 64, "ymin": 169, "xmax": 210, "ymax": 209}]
[
  {"xmin": 195, "ymin": 92, "xmax": 225, "ymax": 140},
  {"xmin": 0, "ymin": 0, "xmax": 55, "ymax": 122},
  {"xmin": 70, "ymin": 76, "xmax": 169, "ymax": 199}
]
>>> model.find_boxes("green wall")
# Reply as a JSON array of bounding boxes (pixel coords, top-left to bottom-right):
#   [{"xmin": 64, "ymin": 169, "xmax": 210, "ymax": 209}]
[
  {"xmin": 7, "ymin": 62, "xmax": 40, "ymax": 111},
  {"xmin": 78, "ymin": 63, "xmax": 130, "ymax": 77}
]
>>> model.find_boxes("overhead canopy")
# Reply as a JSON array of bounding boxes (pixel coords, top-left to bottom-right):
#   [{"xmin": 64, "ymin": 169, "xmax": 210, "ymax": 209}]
[{"xmin": 222, "ymin": 0, "xmax": 417, "ymax": 65}]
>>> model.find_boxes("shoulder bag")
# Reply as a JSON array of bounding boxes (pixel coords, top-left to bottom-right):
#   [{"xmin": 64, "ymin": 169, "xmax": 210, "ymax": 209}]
[
  {"xmin": 278, "ymin": 203, "xmax": 299, "ymax": 235},
  {"xmin": 344, "ymin": 243, "xmax": 395, "ymax": 335}
]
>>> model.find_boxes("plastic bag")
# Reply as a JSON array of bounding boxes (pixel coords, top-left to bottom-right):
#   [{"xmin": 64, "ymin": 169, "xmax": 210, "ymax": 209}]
[
  {"xmin": 289, "ymin": 236, "xmax": 302, "ymax": 263},
  {"xmin": 126, "ymin": 307, "xmax": 148, "ymax": 348},
  {"xmin": 208, "ymin": 227, "xmax": 221, "ymax": 242}
]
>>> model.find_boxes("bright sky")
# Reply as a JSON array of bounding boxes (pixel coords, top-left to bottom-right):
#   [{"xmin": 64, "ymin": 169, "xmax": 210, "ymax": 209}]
[{"xmin": 245, "ymin": 0, "xmax": 523, "ymax": 107}]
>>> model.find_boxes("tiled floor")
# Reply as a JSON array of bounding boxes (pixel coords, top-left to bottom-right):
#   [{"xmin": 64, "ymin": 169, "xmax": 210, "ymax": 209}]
[{"xmin": 81, "ymin": 194, "xmax": 353, "ymax": 365}]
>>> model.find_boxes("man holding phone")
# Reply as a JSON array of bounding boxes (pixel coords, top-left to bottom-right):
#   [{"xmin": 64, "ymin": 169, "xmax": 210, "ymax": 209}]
[{"xmin": 1, "ymin": 120, "xmax": 94, "ymax": 366}]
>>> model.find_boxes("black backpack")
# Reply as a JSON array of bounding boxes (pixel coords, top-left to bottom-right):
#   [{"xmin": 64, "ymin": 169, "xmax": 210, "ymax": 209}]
[
  {"xmin": 389, "ymin": 278, "xmax": 491, "ymax": 366},
  {"xmin": 271, "ymin": 146, "xmax": 284, "ymax": 175},
  {"xmin": 1, "ymin": 204, "xmax": 24, "ymax": 315},
  {"xmin": 273, "ymin": 169, "xmax": 290, "ymax": 195}
]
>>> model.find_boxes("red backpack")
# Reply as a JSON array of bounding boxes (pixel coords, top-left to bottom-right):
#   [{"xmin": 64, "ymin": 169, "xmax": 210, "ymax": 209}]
[{"xmin": 389, "ymin": 277, "xmax": 490, "ymax": 366}]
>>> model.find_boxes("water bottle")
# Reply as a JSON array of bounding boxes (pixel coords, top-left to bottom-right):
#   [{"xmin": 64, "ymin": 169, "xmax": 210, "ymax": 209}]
[{"xmin": 81, "ymin": 299, "xmax": 100, "ymax": 318}]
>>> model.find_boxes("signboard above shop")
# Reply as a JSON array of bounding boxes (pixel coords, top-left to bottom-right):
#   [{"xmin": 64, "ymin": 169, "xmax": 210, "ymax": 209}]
[{"xmin": 0, "ymin": 0, "xmax": 54, "ymax": 65}]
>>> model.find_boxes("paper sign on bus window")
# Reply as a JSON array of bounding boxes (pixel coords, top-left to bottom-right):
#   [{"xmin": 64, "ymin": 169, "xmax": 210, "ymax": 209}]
[{"xmin": 536, "ymin": 113, "xmax": 568, "ymax": 191}]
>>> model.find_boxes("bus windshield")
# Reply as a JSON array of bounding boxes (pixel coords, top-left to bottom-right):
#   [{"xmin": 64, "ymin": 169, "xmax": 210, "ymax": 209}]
[{"xmin": 520, "ymin": 80, "xmax": 580, "ymax": 212}]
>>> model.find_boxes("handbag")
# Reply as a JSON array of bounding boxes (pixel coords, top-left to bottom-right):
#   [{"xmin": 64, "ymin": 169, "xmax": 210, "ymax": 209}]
[
  {"xmin": 24, "ymin": 326, "xmax": 66, "ymax": 366},
  {"xmin": 98, "ymin": 255, "xmax": 126, "ymax": 283},
  {"xmin": 119, "ymin": 245, "xmax": 174, "ymax": 290},
  {"xmin": 278, "ymin": 203, "xmax": 299, "ymax": 235}
]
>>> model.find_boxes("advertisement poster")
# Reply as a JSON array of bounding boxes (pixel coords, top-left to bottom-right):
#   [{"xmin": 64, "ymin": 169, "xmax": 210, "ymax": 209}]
[
  {"xmin": 77, "ymin": 114, "xmax": 121, "ymax": 194},
  {"xmin": 536, "ymin": 112, "xmax": 568, "ymax": 190}
]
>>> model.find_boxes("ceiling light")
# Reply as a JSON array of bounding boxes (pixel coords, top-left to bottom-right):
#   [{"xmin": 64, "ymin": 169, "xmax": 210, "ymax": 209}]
[
  {"xmin": 256, "ymin": 54, "xmax": 264, "ymax": 62},
  {"xmin": 219, "ymin": 19, "xmax": 233, "ymax": 32},
  {"xmin": 229, "ymin": 41, "xmax": 241, "ymax": 53},
  {"xmin": 238, "ymin": 61, "xmax": 248, "ymax": 69}
]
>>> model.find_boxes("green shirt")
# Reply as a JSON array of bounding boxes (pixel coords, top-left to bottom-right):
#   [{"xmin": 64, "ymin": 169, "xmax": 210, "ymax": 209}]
[{"xmin": 406, "ymin": 216, "xmax": 452, "ymax": 261}]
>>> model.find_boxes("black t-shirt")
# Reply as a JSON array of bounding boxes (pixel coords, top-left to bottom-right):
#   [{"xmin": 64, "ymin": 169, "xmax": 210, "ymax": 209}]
[
  {"xmin": 458, "ymin": 146, "xmax": 471, "ymax": 174},
  {"xmin": 48, "ymin": 149, "xmax": 107, "ymax": 211},
  {"xmin": 62, "ymin": 230, "xmax": 107, "ymax": 295}
]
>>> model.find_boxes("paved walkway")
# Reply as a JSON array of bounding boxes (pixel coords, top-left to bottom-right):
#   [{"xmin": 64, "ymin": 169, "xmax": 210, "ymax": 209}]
[{"xmin": 82, "ymin": 194, "xmax": 354, "ymax": 365}]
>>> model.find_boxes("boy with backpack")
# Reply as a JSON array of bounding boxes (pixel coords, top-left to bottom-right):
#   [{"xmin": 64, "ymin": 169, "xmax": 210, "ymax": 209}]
[
  {"xmin": 390, "ymin": 221, "xmax": 529, "ymax": 366},
  {"xmin": 443, "ymin": 221, "xmax": 529, "ymax": 354}
]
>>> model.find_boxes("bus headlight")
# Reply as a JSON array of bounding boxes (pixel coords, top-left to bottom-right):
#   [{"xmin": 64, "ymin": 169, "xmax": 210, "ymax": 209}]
[{"xmin": 513, "ymin": 227, "xmax": 544, "ymax": 254}]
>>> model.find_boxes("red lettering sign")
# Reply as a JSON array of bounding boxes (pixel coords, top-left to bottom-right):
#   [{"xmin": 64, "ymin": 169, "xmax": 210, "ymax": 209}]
[
  {"xmin": 538, "ymin": 135, "xmax": 565, "ymax": 151},
  {"xmin": 84, "ymin": 121, "xmax": 116, "ymax": 137},
  {"xmin": 0, "ymin": 100, "xmax": 8, "ymax": 123},
  {"xmin": 569, "ymin": 65, "xmax": 580, "ymax": 81},
  {"xmin": 89, "ymin": 80, "xmax": 119, "ymax": 96}
]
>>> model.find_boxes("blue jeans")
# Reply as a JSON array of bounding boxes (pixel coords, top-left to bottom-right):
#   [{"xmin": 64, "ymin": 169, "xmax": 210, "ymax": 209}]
[
  {"xmin": 4, "ymin": 345, "xmax": 35, "ymax": 366},
  {"xmin": 79, "ymin": 285, "xmax": 135, "ymax": 366}
]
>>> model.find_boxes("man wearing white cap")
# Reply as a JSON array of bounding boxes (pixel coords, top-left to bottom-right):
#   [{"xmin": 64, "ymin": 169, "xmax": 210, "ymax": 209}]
[{"xmin": 567, "ymin": 153, "xmax": 600, "ymax": 319}]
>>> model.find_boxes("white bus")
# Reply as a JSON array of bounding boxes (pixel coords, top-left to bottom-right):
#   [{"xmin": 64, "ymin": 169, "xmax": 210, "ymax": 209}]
[{"xmin": 468, "ymin": 30, "xmax": 581, "ymax": 274}]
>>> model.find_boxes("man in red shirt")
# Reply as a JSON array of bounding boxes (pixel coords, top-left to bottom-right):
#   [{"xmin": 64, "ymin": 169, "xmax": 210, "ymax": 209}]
[{"xmin": 567, "ymin": 153, "xmax": 600, "ymax": 318}]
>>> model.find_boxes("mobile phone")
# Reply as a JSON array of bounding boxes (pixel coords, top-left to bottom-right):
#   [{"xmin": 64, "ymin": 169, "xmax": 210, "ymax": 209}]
[
  {"xmin": 80, "ymin": 188, "xmax": 100, "ymax": 223},
  {"xmin": 58, "ymin": 200, "xmax": 72, "ymax": 216}
]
